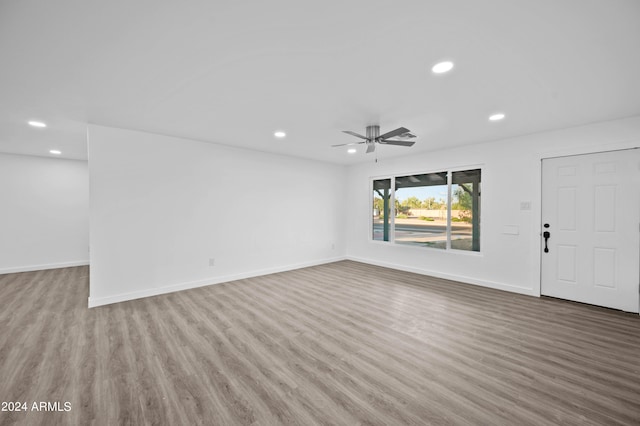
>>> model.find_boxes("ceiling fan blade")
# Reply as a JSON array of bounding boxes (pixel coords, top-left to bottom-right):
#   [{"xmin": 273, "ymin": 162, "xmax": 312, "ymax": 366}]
[
  {"xmin": 342, "ymin": 130, "xmax": 369, "ymax": 140},
  {"xmin": 331, "ymin": 142, "xmax": 365, "ymax": 147},
  {"xmin": 379, "ymin": 140, "xmax": 416, "ymax": 147},
  {"xmin": 378, "ymin": 127, "xmax": 410, "ymax": 140},
  {"xmin": 366, "ymin": 143, "xmax": 376, "ymax": 153}
]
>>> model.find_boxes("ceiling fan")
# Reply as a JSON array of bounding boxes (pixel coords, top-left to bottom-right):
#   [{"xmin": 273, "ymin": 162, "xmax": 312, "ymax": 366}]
[{"xmin": 332, "ymin": 125, "xmax": 416, "ymax": 153}]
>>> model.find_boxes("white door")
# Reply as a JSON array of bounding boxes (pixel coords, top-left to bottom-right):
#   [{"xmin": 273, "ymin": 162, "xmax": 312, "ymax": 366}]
[{"xmin": 541, "ymin": 149, "xmax": 640, "ymax": 313}]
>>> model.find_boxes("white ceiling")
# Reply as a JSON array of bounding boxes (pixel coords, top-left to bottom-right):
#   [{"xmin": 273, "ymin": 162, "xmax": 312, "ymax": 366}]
[{"xmin": 1, "ymin": 0, "xmax": 640, "ymax": 164}]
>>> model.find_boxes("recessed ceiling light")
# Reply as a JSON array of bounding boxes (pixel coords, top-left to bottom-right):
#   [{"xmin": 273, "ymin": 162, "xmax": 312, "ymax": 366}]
[
  {"xmin": 49, "ymin": 150, "xmax": 61, "ymax": 155},
  {"xmin": 432, "ymin": 61, "xmax": 454, "ymax": 74},
  {"xmin": 347, "ymin": 148, "xmax": 357, "ymax": 154},
  {"xmin": 274, "ymin": 131, "xmax": 286, "ymax": 138},
  {"xmin": 28, "ymin": 120, "xmax": 47, "ymax": 128},
  {"xmin": 489, "ymin": 113, "xmax": 506, "ymax": 121}
]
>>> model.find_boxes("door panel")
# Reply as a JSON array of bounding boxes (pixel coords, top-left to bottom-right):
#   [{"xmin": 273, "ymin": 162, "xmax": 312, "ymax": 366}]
[
  {"xmin": 593, "ymin": 247, "xmax": 615, "ymax": 288},
  {"xmin": 541, "ymin": 149, "xmax": 640, "ymax": 313},
  {"xmin": 557, "ymin": 187, "xmax": 576, "ymax": 230},
  {"xmin": 594, "ymin": 185, "xmax": 616, "ymax": 231},
  {"xmin": 556, "ymin": 245, "xmax": 577, "ymax": 282}
]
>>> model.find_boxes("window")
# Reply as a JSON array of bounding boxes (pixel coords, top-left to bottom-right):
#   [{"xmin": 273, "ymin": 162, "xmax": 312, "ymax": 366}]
[
  {"xmin": 371, "ymin": 169, "xmax": 481, "ymax": 252},
  {"xmin": 451, "ymin": 169, "xmax": 481, "ymax": 251},
  {"xmin": 395, "ymin": 172, "xmax": 448, "ymax": 249},
  {"xmin": 372, "ymin": 178, "xmax": 391, "ymax": 241}
]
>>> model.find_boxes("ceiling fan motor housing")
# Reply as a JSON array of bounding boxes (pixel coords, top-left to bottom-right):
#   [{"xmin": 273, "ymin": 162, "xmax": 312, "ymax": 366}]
[{"xmin": 366, "ymin": 125, "xmax": 380, "ymax": 140}]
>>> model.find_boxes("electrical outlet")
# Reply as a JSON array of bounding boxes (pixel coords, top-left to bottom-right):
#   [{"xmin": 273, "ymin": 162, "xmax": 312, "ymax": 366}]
[
  {"xmin": 331, "ymin": 243, "xmax": 335, "ymax": 250},
  {"xmin": 209, "ymin": 258, "xmax": 215, "ymax": 266}
]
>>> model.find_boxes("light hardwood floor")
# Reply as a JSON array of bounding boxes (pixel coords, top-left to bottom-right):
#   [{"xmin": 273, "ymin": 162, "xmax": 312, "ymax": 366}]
[{"xmin": 1, "ymin": 261, "xmax": 639, "ymax": 425}]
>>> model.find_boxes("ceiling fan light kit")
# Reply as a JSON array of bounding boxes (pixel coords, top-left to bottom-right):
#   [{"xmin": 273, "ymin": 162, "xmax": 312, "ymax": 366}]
[{"xmin": 332, "ymin": 125, "xmax": 416, "ymax": 154}]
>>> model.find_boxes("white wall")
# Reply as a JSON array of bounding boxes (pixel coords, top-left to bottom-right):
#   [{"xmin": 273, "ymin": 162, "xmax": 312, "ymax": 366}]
[
  {"xmin": 88, "ymin": 125, "xmax": 346, "ymax": 307},
  {"xmin": 86, "ymin": 116, "xmax": 640, "ymax": 307},
  {"xmin": 345, "ymin": 116, "xmax": 640, "ymax": 296},
  {"xmin": 0, "ymin": 153, "xmax": 89, "ymax": 273}
]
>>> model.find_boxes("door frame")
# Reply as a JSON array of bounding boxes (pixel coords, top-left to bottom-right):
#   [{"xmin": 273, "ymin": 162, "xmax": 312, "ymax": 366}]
[{"xmin": 535, "ymin": 141, "xmax": 640, "ymax": 312}]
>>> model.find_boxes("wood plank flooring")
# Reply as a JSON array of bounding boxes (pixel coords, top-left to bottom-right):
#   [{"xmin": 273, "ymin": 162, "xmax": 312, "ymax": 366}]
[{"xmin": 1, "ymin": 260, "xmax": 639, "ymax": 425}]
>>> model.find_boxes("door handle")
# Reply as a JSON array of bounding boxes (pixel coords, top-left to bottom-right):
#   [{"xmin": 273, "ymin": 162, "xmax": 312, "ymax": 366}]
[{"xmin": 543, "ymin": 230, "xmax": 550, "ymax": 253}]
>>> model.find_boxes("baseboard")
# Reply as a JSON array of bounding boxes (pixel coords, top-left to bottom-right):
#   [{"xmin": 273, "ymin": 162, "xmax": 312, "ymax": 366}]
[
  {"xmin": 88, "ymin": 255, "xmax": 347, "ymax": 308},
  {"xmin": 346, "ymin": 256, "xmax": 537, "ymax": 297},
  {"xmin": 0, "ymin": 260, "xmax": 90, "ymax": 275}
]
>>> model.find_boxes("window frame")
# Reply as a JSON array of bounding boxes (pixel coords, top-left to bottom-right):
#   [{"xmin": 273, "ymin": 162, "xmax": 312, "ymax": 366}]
[{"xmin": 369, "ymin": 165, "xmax": 483, "ymax": 253}]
